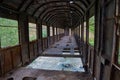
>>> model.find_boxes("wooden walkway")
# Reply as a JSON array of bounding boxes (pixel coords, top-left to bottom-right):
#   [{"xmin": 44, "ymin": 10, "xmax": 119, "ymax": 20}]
[
  {"xmin": 1, "ymin": 68, "xmax": 92, "ymax": 80},
  {"xmin": 0, "ymin": 36, "xmax": 93, "ymax": 80},
  {"xmin": 42, "ymin": 36, "xmax": 81, "ymax": 57}
]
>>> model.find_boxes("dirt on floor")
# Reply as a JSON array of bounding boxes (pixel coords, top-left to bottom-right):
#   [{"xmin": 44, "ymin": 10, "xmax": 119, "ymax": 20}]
[{"xmin": 0, "ymin": 68, "xmax": 92, "ymax": 80}]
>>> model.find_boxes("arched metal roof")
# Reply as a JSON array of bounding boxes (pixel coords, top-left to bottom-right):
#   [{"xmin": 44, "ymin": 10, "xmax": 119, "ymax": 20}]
[{"xmin": 0, "ymin": 0, "xmax": 94, "ymax": 28}]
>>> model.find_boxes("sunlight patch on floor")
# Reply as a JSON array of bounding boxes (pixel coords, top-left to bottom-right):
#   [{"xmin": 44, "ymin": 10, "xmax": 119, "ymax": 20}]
[
  {"xmin": 27, "ymin": 57, "xmax": 85, "ymax": 72},
  {"xmin": 62, "ymin": 52, "xmax": 80, "ymax": 55}
]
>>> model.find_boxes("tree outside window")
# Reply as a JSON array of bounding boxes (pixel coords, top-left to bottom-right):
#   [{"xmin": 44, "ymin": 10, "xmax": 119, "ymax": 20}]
[
  {"xmin": 0, "ymin": 18, "xmax": 19, "ymax": 48},
  {"xmin": 89, "ymin": 16, "xmax": 95, "ymax": 46}
]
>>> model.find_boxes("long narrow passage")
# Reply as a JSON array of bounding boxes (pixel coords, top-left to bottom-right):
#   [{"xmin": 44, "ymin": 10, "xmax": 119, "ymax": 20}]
[
  {"xmin": 43, "ymin": 36, "xmax": 80, "ymax": 56},
  {"xmin": 1, "ymin": 36, "xmax": 92, "ymax": 80},
  {"xmin": 27, "ymin": 36, "xmax": 84, "ymax": 72}
]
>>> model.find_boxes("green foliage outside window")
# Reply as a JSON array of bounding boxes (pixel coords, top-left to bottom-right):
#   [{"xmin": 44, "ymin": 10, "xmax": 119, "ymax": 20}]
[
  {"xmin": 89, "ymin": 16, "xmax": 95, "ymax": 46},
  {"xmin": 29, "ymin": 23, "xmax": 37, "ymax": 41},
  {"xmin": 42, "ymin": 26, "xmax": 47, "ymax": 38},
  {"xmin": 0, "ymin": 18, "xmax": 19, "ymax": 48}
]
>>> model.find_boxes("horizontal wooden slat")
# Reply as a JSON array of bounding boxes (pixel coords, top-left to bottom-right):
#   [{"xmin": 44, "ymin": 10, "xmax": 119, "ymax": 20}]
[
  {"xmin": 0, "ymin": 45, "xmax": 22, "ymax": 74},
  {"xmin": 11, "ymin": 45, "xmax": 22, "ymax": 68}
]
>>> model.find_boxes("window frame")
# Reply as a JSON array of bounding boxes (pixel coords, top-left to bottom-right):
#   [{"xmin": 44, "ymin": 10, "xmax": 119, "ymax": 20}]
[
  {"xmin": 88, "ymin": 16, "xmax": 95, "ymax": 46},
  {"xmin": 50, "ymin": 26, "xmax": 53, "ymax": 36},
  {"xmin": 114, "ymin": 0, "xmax": 120, "ymax": 66},
  {"xmin": 116, "ymin": 18, "xmax": 120, "ymax": 65},
  {"xmin": 0, "ymin": 17, "xmax": 19, "ymax": 48},
  {"xmin": 29, "ymin": 23, "xmax": 37, "ymax": 41},
  {"xmin": 42, "ymin": 25, "xmax": 47, "ymax": 38}
]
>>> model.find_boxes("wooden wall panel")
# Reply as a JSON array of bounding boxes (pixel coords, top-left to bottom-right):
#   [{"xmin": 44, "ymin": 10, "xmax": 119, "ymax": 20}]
[
  {"xmin": 103, "ymin": 65, "xmax": 111, "ymax": 80},
  {"xmin": 42, "ymin": 38, "xmax": 45, "ymax": 50},
  {"xmin": 11, "ymin": 46, "xmax": 22, "ymax": 68},
  {"xmin": 29, "ymin": 40, "xmax": 39, "ymax": 61},
  {"xmin": 0, "ymin": 53, "xmax": 3, "ymax": 75},
  {"xmin": 94, "ymin": 55, "xmax": 101, "ymax": 80},
  {"xmin": 0, "ymin": 45, "xmax": 22, "ymax": 74},
  {"xmin": 34, "ymin": 41, "xmax": 38, "ymax": 57},
  {"xmin": 38, "ymin": 39, "xmax": 42, "ymax": 54},
  {"xmin": 3, "ymin": 50, "xmax": 12, "ymax": 74},
  {"xmin": 89, "ymin": 46, "xmax": 94, "ymax": 74},
  {"xmin": 110, "ymin": 66, "xmax": 120, "ymax": 80},
  {"xmin": 50, "ymin": 36, "xmax": 53, "ymax": 45},
  {"xmin": 29, "ymin": 43, "xmax": 34, "ymax": 61},
  {"xmin": 43, "ymin": 38, "xmax": 47, "ymax": 50},
  {"xmin": 0, "ymin": 50, "xmax": 5, "ymax": 75},
  {"xmin": 21, "ymin": 44, "xmax": 29, "ymax": 64}
]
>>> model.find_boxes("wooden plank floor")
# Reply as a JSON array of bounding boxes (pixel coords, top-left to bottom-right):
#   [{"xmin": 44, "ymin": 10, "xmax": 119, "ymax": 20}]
[
  {"xmin": 43, "ymin": 36, "xmax": 80, "ymax": 56},
  {"xmin": 1, "ymin": 68, "xmax": 92, "ymax": 80},
  {"xmin": 0, "ymin": 36, "xmax": 92, "ymax": 80},
  {"xmin": 27, "ymin": 57, "xmax": 85, "ymax": 72}
]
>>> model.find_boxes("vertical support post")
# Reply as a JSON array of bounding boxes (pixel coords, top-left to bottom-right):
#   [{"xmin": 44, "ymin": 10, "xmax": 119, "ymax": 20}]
[
  {"xmin": 78, "ymin": 25, "xmax": 80, "ymax": 38},
  {"xmin": 47, "ymin": 25, "xmax": 50, "ymax": 48},
  {"xmin": 63, "ymin": 28, "xmax": 64, "ymax": 36},
  {"xmin": 65, "ymin": 27, "xmax": 69, "ymax": 36},
  {"xmin": 92, "ymin": 0, "xmax": 101, "ymax": 77},
  {"xmin": 0, "ymin": 38, "xmax": 1, "ymax": 76},
  {"xmin": 36, "ymin": 20, "xmax": 42, "ymax": 55},
  {"xmin": 57, "ymin": 28, "xmax": 59, "ymax": 40},
  {"xmin": 56, "ymin": 27, "xmax": 58, "ymax": 41},
  {"xmin": 81, "ymin": 18, "xmax": 85, "ymax": 64},
  {"xmin": 0, "ymin": 35, "xmax": 1, "ymax": 49},
  {"xmin": 54, "ymin": 27, "xmax": 56, "ymax": 42},
  {"xmin": 58, "ymin": 28, "xmax": 60, "ymax": 40},
  {"xmin": 85, "ymin": 12, "xmax": 89, "ymax": 72},
  {"xmin": 53, "ymin": 26, "xmax": 55, "ymax": 44},
  {"xmin": 18, "ymin": 12, "xmax": 30, "ymax": 64},
  {"xmin": 81, "ymin": 18, "xmax": 84, "ymax": 43},
  {"xmin": 99, "ymin": 0, "xmax": 105, "ymax": 56},
  {"xmin": 78, "ymin": 25, "xmax": 81, "ymax": 53},
  {"xmin": 79, "ymin": 24, "xmax": 81, "ymax": 39},
  {"xmin": 40, "ymin": 24, "xmax": 43, "ymax": 51}
]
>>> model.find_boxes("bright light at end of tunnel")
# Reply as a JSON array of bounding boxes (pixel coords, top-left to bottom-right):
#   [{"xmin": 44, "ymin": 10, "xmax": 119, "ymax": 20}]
[
  {"xmin": 70, "ymin": 11, "xmax": 73, "ymax": 13},
  {"xmin": 69, "ymin": 1, "xmax": 74, "ymax": 4}
]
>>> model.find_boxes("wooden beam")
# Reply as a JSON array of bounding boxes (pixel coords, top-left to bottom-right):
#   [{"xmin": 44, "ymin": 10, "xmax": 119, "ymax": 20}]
[
  {"xmin": 47, "ymin": 25, "xmax": 50, "ymax": 48},
  {"xmin": 85, "ymin": 11, "xmax": 89, "ymax": 69},
  {"xmin": 36, "ymin": 20, "xmax": 42, "ymax": 55},
  {"xmin": 18, "ymin": 12, "xmax": 30, "ymax": 64},
  {"xmin": 56, "ymin": 27, "xmax": 58, "ymax": 42},
  {"xmin": 40, "ymin": 23, "xmax": 43, "ymax": 51},
  {"xmin": 52, "ymin": 26, "xmax": 55, "ymax": 44},
  {"xmin": 41, "ymin": 54, "xmax": 83, "ymax": 58}
]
